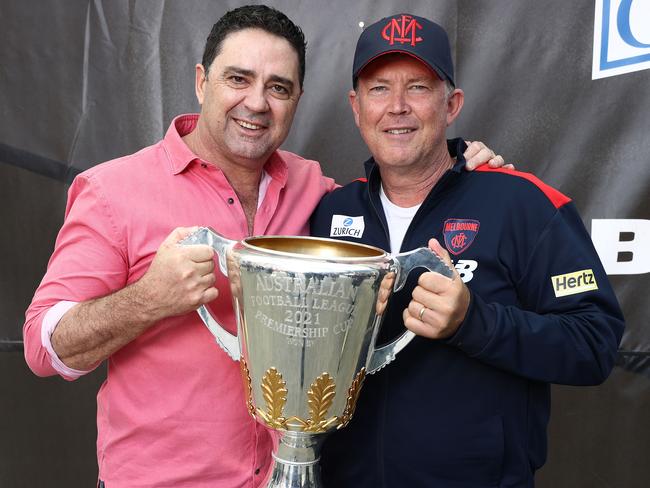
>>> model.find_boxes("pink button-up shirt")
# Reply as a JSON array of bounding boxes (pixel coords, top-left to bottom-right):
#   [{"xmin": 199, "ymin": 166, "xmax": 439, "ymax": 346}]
[{"xmin": 23, "ymin": 114, "xmax": 337, "ymax": 487}]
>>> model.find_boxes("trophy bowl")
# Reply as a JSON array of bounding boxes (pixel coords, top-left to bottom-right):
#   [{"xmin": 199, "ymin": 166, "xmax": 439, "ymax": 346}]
[{"xmin": 181, "ymin": 227, "xmax": 452, "ymax": 487}]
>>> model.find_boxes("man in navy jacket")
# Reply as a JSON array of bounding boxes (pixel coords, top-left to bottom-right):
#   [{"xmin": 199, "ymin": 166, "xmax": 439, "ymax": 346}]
[{"xmin": 311, "ymin": 13, "xmax": 624, "ymax": 488}]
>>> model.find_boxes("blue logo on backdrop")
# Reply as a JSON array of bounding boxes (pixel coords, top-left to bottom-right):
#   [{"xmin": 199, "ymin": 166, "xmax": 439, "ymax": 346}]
[
  {"xmin": 343, "ymin": 218, "xmax": 353, "ymax": 227},
  {"xmin": 593, "ymin": 0, "xmax": 650, "ymax": 79}
]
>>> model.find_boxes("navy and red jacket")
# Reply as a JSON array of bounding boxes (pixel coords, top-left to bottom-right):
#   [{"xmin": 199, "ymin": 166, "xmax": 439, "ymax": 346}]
[{"xmin": 310, "ymin": 139, "xmax": 624, "ymax": 488}]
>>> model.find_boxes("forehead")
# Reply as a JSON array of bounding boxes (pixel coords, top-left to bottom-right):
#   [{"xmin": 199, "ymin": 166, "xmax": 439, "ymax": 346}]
[
  {"xmin": 358, "ymin": 53, "xmax": 441, "ymax": 82},
  {"xmin": 214, "ymin": 28, "xmax": 300, "ymax": 78}
]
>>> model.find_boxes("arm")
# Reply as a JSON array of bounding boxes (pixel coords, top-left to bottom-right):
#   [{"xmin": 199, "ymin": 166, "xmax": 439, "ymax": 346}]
[
  {"xmin": 405, "ymin": 207, "xmax": 624, "ymax": 386},
  {"xmin": 51, "ymin": 228, "xmax": 217, "ymax": 371},
  {"xmin": 23, "ymin": 174, "xmax": 217, "ymax": 377}
]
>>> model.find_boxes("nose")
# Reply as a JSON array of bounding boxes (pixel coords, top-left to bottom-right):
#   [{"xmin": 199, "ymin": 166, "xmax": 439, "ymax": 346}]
[
  {"xmin": 244, "ymin": 83, "xmax": 270, "ymax": 113},
  {"xmin": 387, "ymin": 89, "xmax": 410, "ymax": 115}
]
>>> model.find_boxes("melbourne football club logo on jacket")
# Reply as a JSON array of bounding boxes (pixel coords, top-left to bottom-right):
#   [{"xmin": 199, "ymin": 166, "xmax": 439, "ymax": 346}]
[{"xmin": 443, "ymin": 218, "xmax": 480, "ymax": 255}]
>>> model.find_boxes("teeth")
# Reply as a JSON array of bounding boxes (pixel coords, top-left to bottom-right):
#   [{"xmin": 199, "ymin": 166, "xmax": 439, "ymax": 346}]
[
  {"xmin": 387, "ymin": 129, "xmax": 412, "ymax": 134},
  {"xmin": 237, "ymin": 120, "xmax": 263, "ymax": 130}
]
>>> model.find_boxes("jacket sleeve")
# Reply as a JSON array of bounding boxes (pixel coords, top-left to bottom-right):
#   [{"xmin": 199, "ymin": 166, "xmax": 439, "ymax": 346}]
[
  {"xmin": 23, "ymin": 173, "xmax": 128, "ymax": 379},
  {"xmin": 447, "ymin": 203, "xmax": 625, "ymax": 385}
]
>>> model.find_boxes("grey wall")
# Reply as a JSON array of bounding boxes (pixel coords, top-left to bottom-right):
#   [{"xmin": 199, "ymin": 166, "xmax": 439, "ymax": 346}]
[{"xmin": 1, "ymin": 0, "xmax": 648, "ymax": 486}]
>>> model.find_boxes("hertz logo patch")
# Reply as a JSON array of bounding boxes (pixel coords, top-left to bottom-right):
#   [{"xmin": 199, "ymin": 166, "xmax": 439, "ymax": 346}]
[{"xmin": 551, "ymin": 269, "xmax": 598, "ymax": 297}]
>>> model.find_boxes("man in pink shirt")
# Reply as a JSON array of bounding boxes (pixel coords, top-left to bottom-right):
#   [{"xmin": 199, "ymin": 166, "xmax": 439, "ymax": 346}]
[{"xmin": 23, "ymin": 5, "xmax": 504, "ymax": 488}]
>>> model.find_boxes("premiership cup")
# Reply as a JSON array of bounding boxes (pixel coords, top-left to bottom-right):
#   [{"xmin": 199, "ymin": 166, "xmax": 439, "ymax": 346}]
[{"xmin": 181, "ymin": 227, "xmax": 453, "ymax": 487}]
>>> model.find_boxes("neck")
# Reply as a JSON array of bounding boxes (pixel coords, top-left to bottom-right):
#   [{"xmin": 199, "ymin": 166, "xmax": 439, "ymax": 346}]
[
  {"xmin": 379, "ymin": 151, "xmax": 456, "ymax": 208},
  {"xmin": 183, "ymin": 124, "xmax": 265, "ymax": 234}
]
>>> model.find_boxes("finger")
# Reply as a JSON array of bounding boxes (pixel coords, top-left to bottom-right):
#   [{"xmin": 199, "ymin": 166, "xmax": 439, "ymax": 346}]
[
  {"xmin": 407, "ymin": 299, "xmax": 430, "ymax": 321},
  {"xmin": 467, "ymin": 150, "xmax": 496, "ymax": 170},
  {"xmin": 198, "ymin": 271, "xmax": 217, "ymax": 288},
  {"xmin": 416, "ymin": 271, "xmax": 454, "ymax": 296},
  {"xmin": 464, "ymin": 158, "xmax": 478, "ymax": 171},
  {"xmin": 194, "ymin": 260, "xmax": 216, "ymax": 276},
  {"xmin": 164, "ymin": 226, "xmax": 200, "ymax": 246},
  {"xmin": 487, "ymin": 155, "xmax": 505, "ymax": 168},
  {"xmin": 463, "ymin": 140, "xmax": 485, "ymax": 155},
  {"xmin": 200, "ymin": 287, "xmax": 220, "ymax": 305},
  {"xmin": 411, "ymin": 286, "xmax": 439, "ymax": 308},
  {"xmin": 504, "ymin": 163, "xmax": 515, "ymax": 170},
  {"xmin": 463, "ymin": 141, "xmax": 481, "ymax": 169},
  {"xmin": 403, "ymin": 308, "xmax": 437, "ymax": 339},
  {"xmin": 182, "ymin": 244, "xmax": 215, "ymax": 262},
  {"xmin": 427, "ymin": 238, "xmax": 453, "ymax": 268}
]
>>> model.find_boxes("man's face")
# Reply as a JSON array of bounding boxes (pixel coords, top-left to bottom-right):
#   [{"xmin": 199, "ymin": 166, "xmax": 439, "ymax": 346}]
[
  {"xmin": 350, "ymin": 54, "xmax": 462, "ymax": 171},
  {"xmin": 195, "ymin": 28, "xmax": 302, "ymax": 167}
]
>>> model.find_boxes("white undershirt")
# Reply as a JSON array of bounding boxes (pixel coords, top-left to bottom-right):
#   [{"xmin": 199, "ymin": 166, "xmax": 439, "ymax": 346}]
[{"xmin": 379, "ymin": 184, "xmax": 421, "ymax": 254}]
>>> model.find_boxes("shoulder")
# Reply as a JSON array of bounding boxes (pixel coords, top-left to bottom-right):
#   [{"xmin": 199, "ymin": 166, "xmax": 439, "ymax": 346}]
[
  {"xmin": 471, "ymin": 166, "xmax": 571, "ymax": 210},
  {"xmin": 318, "ymin": 177, "xmax": 367, "ymax": 208},
  {"xmin": 78, "ymin": 140, "xmax": 165, "ymax": 184},
  {"xmin": 312, "ymin": 177, "xmax": 368, "ymax": 229},
  {"xmin": 68, "ymin": 141, "xmax": 167, "ymax": 206},
  {"xmin": 276, "ymin": 149, "xmax": 337, "ymax": 190},
  {"xmin": 277, "ymin": 149, "xmax": 323, "ymax": 173}
]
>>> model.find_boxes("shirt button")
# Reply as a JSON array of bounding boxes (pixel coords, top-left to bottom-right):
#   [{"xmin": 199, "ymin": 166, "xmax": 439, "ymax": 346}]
[
  {"xmin": 227, "ymin": 198, "xmax": 235, "ymax": 204},
  {"xmin": 255, "ymin": 468, "xmax": 261, "ymax": 475},
  {"xmin": 201, "ymin": 163, "xmax": 207, "ymax": 168}
]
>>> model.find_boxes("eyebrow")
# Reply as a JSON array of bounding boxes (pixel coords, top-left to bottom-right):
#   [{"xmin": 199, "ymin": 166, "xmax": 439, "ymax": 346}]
[
  {"xmin": 371, "ymin": 76, "xmax": 431, "ymax": 84},
  {"xmin": 222, "ymin": 66, "xmax": 295, "ymax": 92}
]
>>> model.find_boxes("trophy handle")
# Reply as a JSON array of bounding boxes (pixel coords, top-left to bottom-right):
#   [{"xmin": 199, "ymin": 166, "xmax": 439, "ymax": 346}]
[
  {"xmin": 179, "ymin": 227, "xmax": 241, "ymax": 361},
  {"xmin": 366, "ymin": 247, "xmax": 454, "ymax": 374}
]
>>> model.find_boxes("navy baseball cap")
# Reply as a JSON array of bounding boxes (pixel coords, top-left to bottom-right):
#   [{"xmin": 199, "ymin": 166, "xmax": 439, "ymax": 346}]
[{"xmin": 352, "ymin": 13, "xmax": 455, "ymax": 87}]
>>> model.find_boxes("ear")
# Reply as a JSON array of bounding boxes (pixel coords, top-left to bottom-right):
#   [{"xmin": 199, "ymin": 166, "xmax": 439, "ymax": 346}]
[
  {"xmin": 348, "ymin": 89, "xmax": 361, "ymax": 128},
  {"xmin": 446, "ymin": 88, "xmax": 464, "ymax": 126},
  {"xmin": 195, "ymin": 64, "xmax": 207, "ymax": 105}
]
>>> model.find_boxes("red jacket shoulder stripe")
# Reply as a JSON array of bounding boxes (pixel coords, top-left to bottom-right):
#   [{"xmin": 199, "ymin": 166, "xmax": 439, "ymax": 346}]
[{"xmin": 475, "ymin": 166, "xmax": 571, "ymax": 209}]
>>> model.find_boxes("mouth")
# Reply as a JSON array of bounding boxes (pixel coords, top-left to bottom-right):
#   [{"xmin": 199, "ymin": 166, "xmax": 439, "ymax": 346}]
[
  {"xmin": 234, "ymin": 119, "xmax": 267, "ymax": 131},
  {"xmin": 385, "ymin": 128, "xmax": 415, "ymax": 135}
]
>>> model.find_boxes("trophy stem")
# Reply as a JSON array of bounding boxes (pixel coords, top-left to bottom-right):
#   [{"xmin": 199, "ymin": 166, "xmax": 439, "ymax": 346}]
[{"xmin": 265, "ymin": 432, "xmax": 326, "ymax": 488}]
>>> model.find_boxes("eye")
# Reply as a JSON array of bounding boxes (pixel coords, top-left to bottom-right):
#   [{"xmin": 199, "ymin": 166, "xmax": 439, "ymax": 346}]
[
  {"xmin": 409, "ymin": 84, "xmax": 429, "ymax": 92},
  {"xmin": 271, "ymin": 84, "xmax": 289, "ymax": 95},
  {"xmin": 229, "ymin": 75, "xmax": 246, "ymax": 84},
  {"xmin": 268, "ymin": 84, "xmax": 291, "ymax": 99},
  {"xmin": 369, "ymin": 85, "xmax": 388, "ymax": 94}
]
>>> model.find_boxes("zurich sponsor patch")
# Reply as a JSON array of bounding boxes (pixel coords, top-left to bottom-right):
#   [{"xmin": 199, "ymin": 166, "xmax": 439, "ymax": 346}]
[
  {"xmin": 330, "ymin": 215, "xmax": 365, "ymax": 238},
  {"xmin": 443, "ymin": 218, "xmax": 480, "ymax": 255}
]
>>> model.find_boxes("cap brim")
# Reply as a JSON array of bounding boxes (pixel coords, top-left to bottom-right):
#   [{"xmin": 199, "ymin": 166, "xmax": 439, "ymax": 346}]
[{"xmin": 353, "ymin": 49, "xmax": 451, "ymax": 86}]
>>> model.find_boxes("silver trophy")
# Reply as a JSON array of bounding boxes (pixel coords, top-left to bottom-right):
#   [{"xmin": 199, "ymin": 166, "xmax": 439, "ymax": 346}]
[{"xmin": 181, "ymin": 227, "xmax": 453, "ymax": 487}]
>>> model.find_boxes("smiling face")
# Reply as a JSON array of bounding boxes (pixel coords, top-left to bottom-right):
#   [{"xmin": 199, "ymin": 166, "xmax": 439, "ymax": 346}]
[
  {"xmin": 350, "ymin": 53, "xmax": 463, "ymax": 173},
  {"xmin": 194, "ymin": 28, "xmax": 302, "ymax": 168}
]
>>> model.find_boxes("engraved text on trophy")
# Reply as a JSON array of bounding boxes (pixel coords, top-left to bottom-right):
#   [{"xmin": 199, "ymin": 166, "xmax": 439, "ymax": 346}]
[{"xmin": 251, "ymin": 274, "xmax": 359, "ymax": 347}]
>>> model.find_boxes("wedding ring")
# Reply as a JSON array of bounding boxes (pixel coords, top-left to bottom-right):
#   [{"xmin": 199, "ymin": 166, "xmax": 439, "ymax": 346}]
[{"xmin": 418, "ymin": 306, "xmax": 427, "ymax": 320}]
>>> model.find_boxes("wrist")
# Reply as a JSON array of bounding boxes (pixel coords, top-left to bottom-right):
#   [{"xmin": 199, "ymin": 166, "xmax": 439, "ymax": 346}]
[{"xmin": 123, "ymin": 277, "xmax": 166, "ymax": 326}]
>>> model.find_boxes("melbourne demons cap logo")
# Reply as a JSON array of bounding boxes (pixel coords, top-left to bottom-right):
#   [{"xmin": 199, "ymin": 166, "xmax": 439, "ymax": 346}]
[
  {"xmin": 443, "ymin": 218, "xmax": 480, "ymax": 255},
  {"xmin": 382, "ymin": 15, "xmax": 423, "ymax": 46},
  {"xmin": 351, "ymin": 13, "xmax": 455, "ymax": 87}
]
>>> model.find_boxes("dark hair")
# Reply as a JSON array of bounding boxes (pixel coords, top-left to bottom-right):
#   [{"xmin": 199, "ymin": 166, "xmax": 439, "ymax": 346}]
[{"xmin": 201, "ymin": 5, "xmax": 307, "ymax": 87}]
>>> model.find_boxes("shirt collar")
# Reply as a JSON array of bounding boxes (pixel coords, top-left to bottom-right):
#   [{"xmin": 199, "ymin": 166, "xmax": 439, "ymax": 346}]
[
  {"xmin": 163, "ymin": 114, "xmax": 201, "ymax": 175},
  {"xmin": 163, "ymin": 113, "xmax": 289, "ymax": 186}
]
